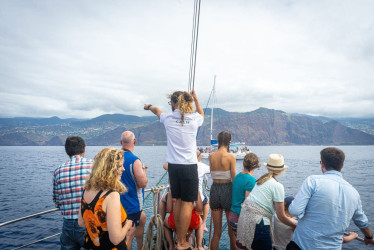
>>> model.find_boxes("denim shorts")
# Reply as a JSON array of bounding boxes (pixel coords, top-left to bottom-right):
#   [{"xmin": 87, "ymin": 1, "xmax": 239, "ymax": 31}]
[
  {"xmin": 127, "ymin": 210, "xmax": 142, "ymax": 227},
  {"xmin": 60, "ymin": 218, "xmax": 86, "ymax": 250}
]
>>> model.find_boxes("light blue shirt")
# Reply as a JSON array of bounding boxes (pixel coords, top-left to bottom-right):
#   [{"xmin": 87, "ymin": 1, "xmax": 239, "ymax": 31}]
[
  {"xmin": 289, "ymin": 170, "xmax": 370, "ymax": 249},
  {"xmin": 248, "ymin": 177, "xmax": 285, "ymax": 225}
]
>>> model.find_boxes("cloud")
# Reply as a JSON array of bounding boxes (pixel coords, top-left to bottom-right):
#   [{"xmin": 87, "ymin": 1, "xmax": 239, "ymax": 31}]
[{"xmin": 0, "ymin": 0, "xmax": 373, "ymax": 118}]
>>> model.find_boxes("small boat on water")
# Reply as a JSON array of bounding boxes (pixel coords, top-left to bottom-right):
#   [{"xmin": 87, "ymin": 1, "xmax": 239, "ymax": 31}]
[
  {"xmin": 198, "ymin": 77, "xmax": 251, "ymax": 160},
  {"xmin": 199, "ymin": 142, "xmax": 250, "ymax": 160}
]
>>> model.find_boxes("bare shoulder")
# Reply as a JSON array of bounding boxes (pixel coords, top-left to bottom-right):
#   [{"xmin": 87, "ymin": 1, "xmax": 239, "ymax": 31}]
[
  {"xmin": 223, "ymin": 151, "xmax": 235, "ymax": 160},
  {"xmin": 228, "ymin": 152, "xmax": 236, "ymax": 160},
  {"xmin": 108, "ymin": 191, "xmax": 120, "ymax": 199},
  {"xmin": 104, "ymin": 191, "xmax": 120, "ymax": 205}
]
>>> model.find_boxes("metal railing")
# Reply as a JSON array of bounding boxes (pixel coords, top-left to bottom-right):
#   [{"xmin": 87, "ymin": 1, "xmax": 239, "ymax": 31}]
[{"xmin": 0, "ymin": 186, "xmax": 169, "ymax": 250}]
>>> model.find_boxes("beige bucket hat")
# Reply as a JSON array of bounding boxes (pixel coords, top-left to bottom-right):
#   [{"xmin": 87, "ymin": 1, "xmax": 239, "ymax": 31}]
[{"xmin": 263, "ymin": 154, "xmax": 288, "ymax": 170}]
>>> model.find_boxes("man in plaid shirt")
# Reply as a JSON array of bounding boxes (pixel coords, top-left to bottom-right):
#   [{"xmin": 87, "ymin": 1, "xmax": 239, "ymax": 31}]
[{"xmin": 53, "ymin": 136, "xmax": 92, "ymax": 250}]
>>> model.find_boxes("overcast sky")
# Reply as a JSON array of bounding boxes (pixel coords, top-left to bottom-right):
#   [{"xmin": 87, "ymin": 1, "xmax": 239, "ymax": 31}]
[{"xmin": 1, "ymin": 0, "xmax": 373, "ymax": 119}]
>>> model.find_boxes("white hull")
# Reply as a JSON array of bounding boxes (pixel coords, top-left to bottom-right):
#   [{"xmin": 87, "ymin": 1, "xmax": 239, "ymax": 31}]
[{"xmin": 201, "ymin": 151, "xmax": 250, "ymax": 160}]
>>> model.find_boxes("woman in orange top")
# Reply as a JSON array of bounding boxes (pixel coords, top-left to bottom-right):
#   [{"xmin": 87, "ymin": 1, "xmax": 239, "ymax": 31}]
[{"xmin": 78, "ymin": 148, "xmax": 133, "ymax": 249}]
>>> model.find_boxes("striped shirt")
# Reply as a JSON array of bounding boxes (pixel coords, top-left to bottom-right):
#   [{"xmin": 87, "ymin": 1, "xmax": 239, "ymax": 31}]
[{"xmin": 53, "ymin": 155, "xmax": 92, "ymax": 219}]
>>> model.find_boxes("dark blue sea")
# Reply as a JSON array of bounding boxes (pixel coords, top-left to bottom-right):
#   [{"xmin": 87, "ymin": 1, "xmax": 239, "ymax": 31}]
[{"xmin": 0, "ymin": 146, "xmax": 373, "ymax": 249}]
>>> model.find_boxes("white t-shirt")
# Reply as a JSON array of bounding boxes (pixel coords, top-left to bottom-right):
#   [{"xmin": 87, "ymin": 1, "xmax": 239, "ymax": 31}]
[
  {"xmin": 273, "ymin": 214, "xmax": 297, "ymax": 250},
  {"xmin": 197, "ymin": 161, "xmax": 210, "ymax": 200},
  {"xmin": 247, "ymin": 177, "xmax": 285, "ymax": 225},
  {"xmin": 160, "ymin": 109, "xmax": 203, "ymax": 164}
]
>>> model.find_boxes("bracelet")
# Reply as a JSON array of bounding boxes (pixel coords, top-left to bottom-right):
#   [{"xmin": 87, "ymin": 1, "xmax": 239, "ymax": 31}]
[
  {"xmin": 365, "ymin": 234, "xmax": 374, "ymax": 240},
  {"xmin": 148, "ymin": 104, "xmax": 152, "ymax": 110}
]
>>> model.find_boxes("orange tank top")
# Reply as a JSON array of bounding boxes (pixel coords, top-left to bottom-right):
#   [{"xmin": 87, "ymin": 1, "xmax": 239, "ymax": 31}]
[{"xmin": 81, "ymin": 190, "xmax": 128, "ymax": 250}]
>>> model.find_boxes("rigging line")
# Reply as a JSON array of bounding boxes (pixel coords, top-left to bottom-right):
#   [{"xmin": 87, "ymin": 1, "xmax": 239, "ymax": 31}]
[
  {"xmin": 191, "ymin": 0, "xmax": 201, "ymax": 91},
  {"xmin": 188, "ymin": 0, "xmax": 202, "ymax": 92},
  {"xmin": 196, "ymin": 80, "xmax": 214, "ymax": 137},
  {"xmin": 188, "ymin": 0, "xmax": 198, "ymax": 92}
]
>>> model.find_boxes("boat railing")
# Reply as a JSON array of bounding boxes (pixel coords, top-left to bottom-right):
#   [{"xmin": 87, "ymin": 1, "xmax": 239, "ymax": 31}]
[{"xmin": 0, "ymin": 185, "xmax": 169, "ymax": 250}]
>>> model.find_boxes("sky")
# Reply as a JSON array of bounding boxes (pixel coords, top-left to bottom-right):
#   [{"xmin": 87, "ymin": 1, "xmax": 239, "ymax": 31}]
[{"xmin": 0, "ymin": 0, "xmax": 373, "ymax": 119}]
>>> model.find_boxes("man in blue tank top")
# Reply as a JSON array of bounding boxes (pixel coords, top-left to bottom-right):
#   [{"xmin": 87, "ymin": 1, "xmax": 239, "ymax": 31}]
[{"xmin": 120, "ymin": 131, "xmax": 148, "ymax": 250}]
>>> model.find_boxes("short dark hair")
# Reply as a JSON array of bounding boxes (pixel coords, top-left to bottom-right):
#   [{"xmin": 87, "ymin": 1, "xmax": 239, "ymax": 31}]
[
  {"xmin": 320, "ymin": 147, "xmax": 345, "ymax": 171},
  {"xmin": 65, "ymin": 136, "xmax": 85, "ymax": 157},
  {"xmin": 217, "ymin": 131, "xmax": 231, "ymax": 148},
  {"xmin": 243, "ymin": 153, "xmax": 259, "ymax": 171}
]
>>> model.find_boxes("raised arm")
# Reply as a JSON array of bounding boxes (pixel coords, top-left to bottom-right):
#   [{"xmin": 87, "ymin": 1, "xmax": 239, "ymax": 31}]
[
  {"xmin": 144, "ymin": 104, "xmax": 163, "ymax": 119},
  {"xmin": 191, "ymin": 90, "xmax": 204, "ymax": 118}
]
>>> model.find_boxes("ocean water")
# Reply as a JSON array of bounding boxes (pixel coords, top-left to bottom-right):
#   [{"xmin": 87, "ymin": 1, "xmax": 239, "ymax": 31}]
[{"xmin": 0, "ymin": 145, "xmax": 373, "ymax": 249}]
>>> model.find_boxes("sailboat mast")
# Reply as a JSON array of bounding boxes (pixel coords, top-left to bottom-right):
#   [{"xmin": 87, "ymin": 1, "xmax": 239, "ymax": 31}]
[{"xmin": 210, "ymin": 75, "xmax": 216, "ymax": 142}]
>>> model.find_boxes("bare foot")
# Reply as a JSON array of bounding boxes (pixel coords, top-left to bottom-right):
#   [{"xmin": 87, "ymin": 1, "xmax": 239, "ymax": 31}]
[{"xmin": 177, "ymin": 243, "xmax": 193, "ymax": 250}]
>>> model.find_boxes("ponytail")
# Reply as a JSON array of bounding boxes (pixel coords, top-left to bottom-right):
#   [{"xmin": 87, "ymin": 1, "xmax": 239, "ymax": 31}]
[
  {"xmin": 256, "ymin": 172, "xmax": 274, "ymax": 185},
  {"xmin": 256, "ymin": 169, "xmax": 285, "ymax": 185},
  {"xmin": 177, "ymin": 91, "xmax": 194, "ymax": 126}
]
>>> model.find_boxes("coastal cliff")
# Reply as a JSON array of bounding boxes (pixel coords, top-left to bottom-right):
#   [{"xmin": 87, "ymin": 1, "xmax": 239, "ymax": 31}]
[{"xmin": 1, "ymin": 108, "xmax": 373, "ymax": 146}]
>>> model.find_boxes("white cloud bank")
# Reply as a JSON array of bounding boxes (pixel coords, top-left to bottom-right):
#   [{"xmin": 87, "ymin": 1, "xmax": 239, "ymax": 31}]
[{"xmin": 0, "ymin": 0, "xmax": 373, "ymax": 118}]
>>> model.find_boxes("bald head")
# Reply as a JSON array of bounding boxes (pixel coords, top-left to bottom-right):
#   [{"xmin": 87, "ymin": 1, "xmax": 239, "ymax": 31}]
[
  {"xmin": 121, "ymin": 131, "xmax": 135, "ymax": 143},
  {"xmin": 120, "ymin": 131, "xmax": 136, "ymax": 151}
]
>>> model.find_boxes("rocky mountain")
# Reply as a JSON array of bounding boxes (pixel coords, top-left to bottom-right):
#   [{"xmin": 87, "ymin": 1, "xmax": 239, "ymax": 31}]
[
  {"xmin": 297, "ymin": 114, "xmax": 374, "ymax": 135},
  {"xmin": 196, "ymin": 108, "xmax": 374, "ymax": 145},
  {"xmin": 0, "ymin": 116, "xmax": 83, "ymax": 129},
  {"xmin": 1, "ymin": 108, "xmax": 373, "ymax": 146}
]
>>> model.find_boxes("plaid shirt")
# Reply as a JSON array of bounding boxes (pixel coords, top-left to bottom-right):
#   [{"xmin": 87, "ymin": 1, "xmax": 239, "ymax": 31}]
[{"xmin": 53, "ymin": 155, "xmax": 92, "ymax": 219}]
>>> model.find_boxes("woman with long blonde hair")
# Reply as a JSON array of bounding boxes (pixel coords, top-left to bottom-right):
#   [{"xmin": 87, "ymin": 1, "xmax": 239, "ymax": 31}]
[
  {"xmin": 236, "ymin": 154, "xmax": 297, "ymax": 250},
  {"xmin": 78, "ymin": 148, "xmax": 133, "ymax": 249},
  {"xmin": 144, "ymin": 90, "xmax": 204, "ymax": 250}
]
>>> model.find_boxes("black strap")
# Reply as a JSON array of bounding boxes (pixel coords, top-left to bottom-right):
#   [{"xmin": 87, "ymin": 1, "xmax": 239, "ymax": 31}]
[
  {"xmin": 104, "ymin": 190, "xmax": 113, "ymax": 197},
  {"xmin": 122, "ymin": 148, "xmax": 131, "ymax": 152},
  {"xmin": 267, "ymin": 164, "xmax": 284, "ymax": 168},
  {"xmin": 89, "ymin": 190, "xmax": 104, "ymax": 206}
]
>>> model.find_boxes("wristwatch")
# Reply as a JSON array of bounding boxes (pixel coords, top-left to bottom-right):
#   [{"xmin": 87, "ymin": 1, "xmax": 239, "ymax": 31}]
[
  {"xmin": 148, "ymin": 104, "xmax": 152, "ymax": 110},
  {"xmin": 365, "ymin": 234, "xmax": 373, "ymax": 240}
]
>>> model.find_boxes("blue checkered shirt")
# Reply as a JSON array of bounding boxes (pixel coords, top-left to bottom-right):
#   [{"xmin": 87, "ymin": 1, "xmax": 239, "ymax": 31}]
[{"xmin": 53, "ymin": 155, "xmax": 92, "ymax": 219}]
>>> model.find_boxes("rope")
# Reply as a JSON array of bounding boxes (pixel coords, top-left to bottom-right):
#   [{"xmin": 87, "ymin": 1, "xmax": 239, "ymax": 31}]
[
  {"xmin": 188, "ymin": 0, "xmax": 202, "ymax": 92},
  {"xmin": 144, "ymin": 171, "xmax": 168, "ymax": 201},
  {"xmin": 142, "ymin": 186, "xmax": 168, "ymax": 250},
  {"xmin": 196, "ymin": 79, "xmax": 214, "ymax": 137}
]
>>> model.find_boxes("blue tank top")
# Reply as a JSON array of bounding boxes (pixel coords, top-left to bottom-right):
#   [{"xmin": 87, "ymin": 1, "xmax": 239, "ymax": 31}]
[{"xmin": 120, "ymin": 150, "xmax": 144, "ymax": 214}]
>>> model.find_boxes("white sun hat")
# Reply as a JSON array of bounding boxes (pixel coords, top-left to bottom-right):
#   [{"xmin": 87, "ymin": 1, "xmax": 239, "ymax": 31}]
[{"xmin": 263, "ymin": 154, "xmax": 289, "ymax": 170}]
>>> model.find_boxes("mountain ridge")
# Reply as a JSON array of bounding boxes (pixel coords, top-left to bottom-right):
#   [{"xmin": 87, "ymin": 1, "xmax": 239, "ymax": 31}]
[{"xmin": 0, "ymin": 108, "xmax": 373, "ymax": 146}]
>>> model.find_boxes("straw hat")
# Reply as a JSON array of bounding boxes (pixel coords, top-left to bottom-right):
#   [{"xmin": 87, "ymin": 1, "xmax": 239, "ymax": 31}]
[{"xmin": 263, "ymin": 154, "xmax": 288, "ymax": 170}]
